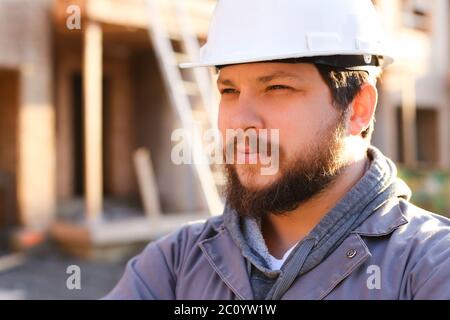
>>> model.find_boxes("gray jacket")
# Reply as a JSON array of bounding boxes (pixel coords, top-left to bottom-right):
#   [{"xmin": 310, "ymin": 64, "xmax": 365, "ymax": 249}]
[{"xmin": 105, "ymin": 149, "xmax": 450, "ymax": 300}]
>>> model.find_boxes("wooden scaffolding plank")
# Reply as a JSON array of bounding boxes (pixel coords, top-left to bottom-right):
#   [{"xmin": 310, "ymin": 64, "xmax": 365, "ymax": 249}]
[{"xmin": 133, "ymin": 148, "xmax": 162, "ymax": 219}]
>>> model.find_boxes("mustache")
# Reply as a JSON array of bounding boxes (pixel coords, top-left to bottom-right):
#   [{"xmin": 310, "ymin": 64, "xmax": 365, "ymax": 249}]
[{"xmin": 224, "ymin": 135, "xmax": 278, "ymax": 157}]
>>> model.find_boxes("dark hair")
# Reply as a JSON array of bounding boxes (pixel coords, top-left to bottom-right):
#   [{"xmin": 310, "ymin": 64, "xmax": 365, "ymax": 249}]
[{"xmin": 315, "ymin": 64, "xmax": 379, "ymax": 139}]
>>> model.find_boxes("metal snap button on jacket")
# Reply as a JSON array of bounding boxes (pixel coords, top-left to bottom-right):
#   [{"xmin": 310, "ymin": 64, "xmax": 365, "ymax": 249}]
[{"xmin": 346, "ymin": 249, "xmax": 357, "ymax": 259}]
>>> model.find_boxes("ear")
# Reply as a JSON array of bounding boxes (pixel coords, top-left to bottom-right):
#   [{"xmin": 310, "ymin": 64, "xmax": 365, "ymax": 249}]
[{"xmin": 349, "ymin": 83, "xmax": 378, "ymax": 137}]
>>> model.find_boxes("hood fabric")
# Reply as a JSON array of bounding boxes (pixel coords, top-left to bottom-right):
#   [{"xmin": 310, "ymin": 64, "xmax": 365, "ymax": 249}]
[{"xmin": 224, "ymin": 146, "xmax": 412, "ymax": 300}]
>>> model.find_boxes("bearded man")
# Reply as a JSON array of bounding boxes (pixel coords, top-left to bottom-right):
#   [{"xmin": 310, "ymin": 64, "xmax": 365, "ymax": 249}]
[{"xmin": 105, "ymin": 0, "xmax": 450, "ymax": 300}]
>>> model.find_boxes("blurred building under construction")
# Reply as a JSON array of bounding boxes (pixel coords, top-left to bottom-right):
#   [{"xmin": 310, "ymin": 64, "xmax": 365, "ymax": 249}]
[
  {"xmin": 0, "ymin": 0, "xmax": 449, "ymax": 257},
  {"xmin": 372, "ymin": 0, "xmax": 450, "ymax": 217}
]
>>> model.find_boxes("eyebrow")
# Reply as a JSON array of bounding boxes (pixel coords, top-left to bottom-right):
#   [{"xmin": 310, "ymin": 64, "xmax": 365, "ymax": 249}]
[
  {"xmin": 217, "ymin": 71, "xmax": 304, "ymax": 86},
  {"xmin": 257, "ymin": 71, "xmax": 304, "ymax": 83},
  {"xmin": 217, "ymin": 78, "xmax": 236, "ymax": 87}
]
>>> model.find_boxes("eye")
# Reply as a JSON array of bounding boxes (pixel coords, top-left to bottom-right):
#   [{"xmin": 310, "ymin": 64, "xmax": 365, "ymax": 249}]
[
  {"xmin": 220, "ymin": 88, "xmax": 239, "ymax": 95},
  {"xmin": 267, "ymin": 85, "xmax": 292, "ymax": 91}
]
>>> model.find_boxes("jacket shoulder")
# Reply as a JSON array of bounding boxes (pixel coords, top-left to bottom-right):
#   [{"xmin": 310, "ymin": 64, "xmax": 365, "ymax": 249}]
[
  {"xmin": 392, "ymin": 199, "xmax": 450, "ymax": 257},
  {"xmin": 398, "ymin": 199, "xmax": 450, "ymax": 236},
  {"xmin": 157, "ymin": 214, "xmax": 224, "ymax": 247},
  {"xmin": 153, "ymin": 215, "xmax": 224, "ymax": 272},
  {"xmin": 395, "ymin": 200, "xmax": 450, "ymax": 299},
  {"xmin": 103, "ymin": 215, "xmax": 225, "ymax": 299}
]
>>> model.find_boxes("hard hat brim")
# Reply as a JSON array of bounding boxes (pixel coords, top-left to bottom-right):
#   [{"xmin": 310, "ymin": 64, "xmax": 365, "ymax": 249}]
[{"xmin": 180, "ymin": 51, "xmax": 394, "ymax": 69}]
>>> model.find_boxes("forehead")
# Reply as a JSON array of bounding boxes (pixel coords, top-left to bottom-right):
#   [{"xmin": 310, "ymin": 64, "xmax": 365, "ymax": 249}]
[{"xmin": 217, "ymin": 62, "xmax": 316, "ymax": 85}]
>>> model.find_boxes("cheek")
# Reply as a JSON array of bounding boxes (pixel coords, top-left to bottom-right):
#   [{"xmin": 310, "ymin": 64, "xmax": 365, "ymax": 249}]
[
  {"xmin": 269, "ymin": 105, "xmax": 337, "ymax": 159},
  {"xmin": 268, "ymin": 108, "xmax": 319, "ymax": 154}
]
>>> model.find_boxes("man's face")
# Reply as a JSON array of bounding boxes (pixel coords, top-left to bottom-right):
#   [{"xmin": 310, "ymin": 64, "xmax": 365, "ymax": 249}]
[{"xmin": 217, "ymin": 62, "xmax": 350, "ymax": 217}]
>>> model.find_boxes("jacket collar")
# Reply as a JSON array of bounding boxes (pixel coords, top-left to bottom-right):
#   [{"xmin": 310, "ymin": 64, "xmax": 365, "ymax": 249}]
[
  {"xmin": 281, "ymin": 232, "xmax": 371, "ymax": 299},
  {"xmin": 283, "ymin": 201, "xmax": 409, "ymax": 299},
  {"xmin": 198, "ymin": 227, "xmax": 254, "ymax": 300},
  {"xmin": 199, "ymin": 223, "xmax": 372, "ymax": 300},
  {"xmin": 198, "ymin": 199, "xmax": 408, "ymax": 300},
  {"xmin": 352, "ymin": 198, "xmax": 408, "ymax": 237}
]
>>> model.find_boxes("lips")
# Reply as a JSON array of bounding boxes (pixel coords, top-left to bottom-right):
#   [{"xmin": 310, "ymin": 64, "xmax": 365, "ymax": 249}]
[{"xmin": 237, "ymin": 146, "xmax": 255, "ymax": 155}]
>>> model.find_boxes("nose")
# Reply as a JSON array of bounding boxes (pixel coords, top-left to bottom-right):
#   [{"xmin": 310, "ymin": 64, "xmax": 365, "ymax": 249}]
[{"xmin": 227, "ymin": 93, "xmax": 265, "ymax": 131}]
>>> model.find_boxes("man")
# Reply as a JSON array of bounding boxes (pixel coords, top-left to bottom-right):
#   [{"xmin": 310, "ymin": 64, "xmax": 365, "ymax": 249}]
[{"xmin": 105, "ymin": 0, "xmax": 450, "ymax": 299}]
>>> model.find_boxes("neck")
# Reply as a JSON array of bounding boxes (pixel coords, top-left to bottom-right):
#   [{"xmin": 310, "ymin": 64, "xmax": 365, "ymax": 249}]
[{"xmin": 262, "ymin": 150, "xmax": 369, "ymax": 259}]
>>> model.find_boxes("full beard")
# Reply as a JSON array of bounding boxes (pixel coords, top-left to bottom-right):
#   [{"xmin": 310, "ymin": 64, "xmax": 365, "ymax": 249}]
[{"xmin": 224, "ymin": 119, "xmax": 348, "ymax": 219}]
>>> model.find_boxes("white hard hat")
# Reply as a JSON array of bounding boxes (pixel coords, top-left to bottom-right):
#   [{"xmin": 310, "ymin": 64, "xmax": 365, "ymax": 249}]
[{"xmin": 180, "ymin": 0, "xmax": 393, "ymax": 69}]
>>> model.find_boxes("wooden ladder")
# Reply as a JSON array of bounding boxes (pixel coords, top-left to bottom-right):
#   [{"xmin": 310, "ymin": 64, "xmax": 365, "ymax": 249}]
[{"xmin": 145, "ymin": 0, "xmax": 224, "ymax": 216}]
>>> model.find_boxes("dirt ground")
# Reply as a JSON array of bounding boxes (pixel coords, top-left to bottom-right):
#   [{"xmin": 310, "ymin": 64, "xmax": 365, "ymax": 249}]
[{"xmin": 0, "ymin": 244, "xmax": 135, "ymax": 300}]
